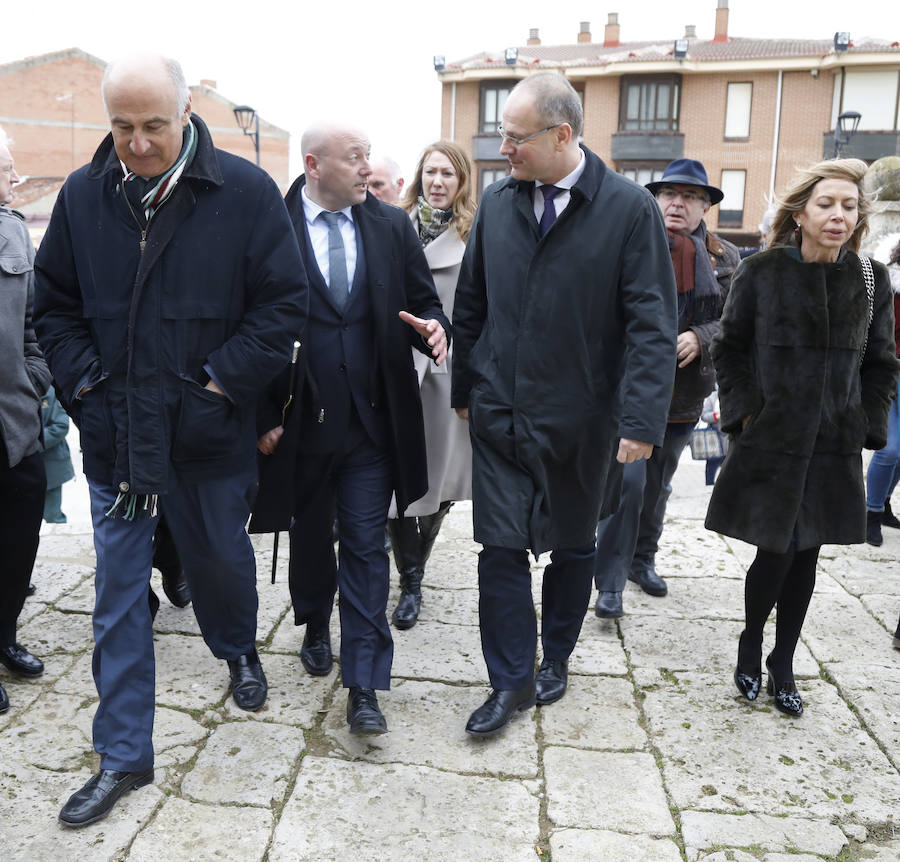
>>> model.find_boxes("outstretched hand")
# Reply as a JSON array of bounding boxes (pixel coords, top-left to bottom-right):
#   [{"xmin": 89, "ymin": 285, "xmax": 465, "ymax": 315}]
[{"xmin": 399, "ymin": 311, "xmax": 448, "ymax": 366}]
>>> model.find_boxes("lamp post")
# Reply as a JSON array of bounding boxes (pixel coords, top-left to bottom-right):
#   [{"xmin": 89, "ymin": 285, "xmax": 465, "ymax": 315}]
[
  {"xmin": 232, "ymin": 105, "xmax": 260, "ymax": 166},
  {"xmin": 833, "ymin": 110, "xmax": 861, "ymax": 158}
]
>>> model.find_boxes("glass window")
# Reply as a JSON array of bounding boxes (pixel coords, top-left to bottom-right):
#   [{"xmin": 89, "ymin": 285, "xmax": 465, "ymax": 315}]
[
  {"xmin": 619, "ymin": 164, "xmax": 666, "ymax": 186},
  {"xmin": 725, "ymin": 83, "xmax": 752, "ymax": 138},
  {"xmin": 719, "ymin": 170, "xmax": 746, "ymax": 227},
  {"xmin": 620, "ymin": 76, "xmax": 681, "ymax": 131},
  {"xmin": 481, "ymin": 83, "xmax": 514, "ymax": 134},
  {"xmin": 836, "ymin": 70, "xmax": 898, "ymax": 130},
  {"xmin": 479, "ymin": 166, "xmax": 509, "ymax": 197}
]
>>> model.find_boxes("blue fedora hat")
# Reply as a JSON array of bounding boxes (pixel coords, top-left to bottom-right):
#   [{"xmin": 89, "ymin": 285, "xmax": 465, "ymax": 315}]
[{"xmin": 645, "ymin": 158, "xmax": 724, "ymax": 205}]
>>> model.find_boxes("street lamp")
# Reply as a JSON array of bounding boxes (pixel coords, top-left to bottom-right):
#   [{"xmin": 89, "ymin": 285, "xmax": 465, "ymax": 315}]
[
  {"xmin": 232, "ymin": 105, "xmax": 260, "ymax": 166},
  {"xmin": 833, "ymin": 110, "xmax": 861, "ymax": 158}
]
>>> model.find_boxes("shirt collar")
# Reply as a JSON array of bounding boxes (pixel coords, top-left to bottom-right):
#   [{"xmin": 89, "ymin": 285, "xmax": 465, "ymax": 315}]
[
  {"xmin": 535, "ymin": 150, "xmax": 586, "ymax": 192},
  {"xmin": 302, "ymin": 186, "xmax": 355, "ymax": 226}
]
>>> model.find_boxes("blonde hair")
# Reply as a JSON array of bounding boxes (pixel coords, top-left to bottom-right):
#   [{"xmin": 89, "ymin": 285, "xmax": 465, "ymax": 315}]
[
  {"xmin": 768, "ymin": 158, "xmax": 872, "ymax": 253},
  {"xmin": 401, "ymin": 140, "xmax": 477, "ymax": 242}
]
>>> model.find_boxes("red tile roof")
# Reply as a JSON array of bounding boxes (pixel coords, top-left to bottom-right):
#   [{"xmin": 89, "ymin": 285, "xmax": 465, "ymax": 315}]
[{"xmin": 447, "ymin": 37, "xmax": 900, "ymax": 72}]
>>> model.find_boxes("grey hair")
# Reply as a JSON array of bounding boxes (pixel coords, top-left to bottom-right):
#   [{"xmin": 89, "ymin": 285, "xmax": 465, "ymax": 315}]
[
  {"xmin": 102, "ymin": 55, "xmax": 191, "ymax": 115},
  {"xmin": 0, "ymin": 125, "xmax": 10, "ymax": 148},
  {"xmin": 371, "ymin": 155, "xmax": 403, "ymax": 185},
  {"xmin": 513, "ymin": 72, "xmax": 583, "ymax": 138}
]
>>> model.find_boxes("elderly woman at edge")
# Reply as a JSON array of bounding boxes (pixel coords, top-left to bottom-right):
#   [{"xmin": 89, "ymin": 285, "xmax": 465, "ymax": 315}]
[
  {"xmin": 386, "ymin": 141, "xmax": 476, "ymax": 629},
  {"xmin": 705, "ymin": 158, "xmax": 899, "ymax": 716}
]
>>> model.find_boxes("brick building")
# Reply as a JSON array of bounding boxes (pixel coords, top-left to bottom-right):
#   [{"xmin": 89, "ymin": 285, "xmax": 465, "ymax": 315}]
[
  {"xmin": 435, "ymin": 0, "xmax": 900, "ymax": 246},
  {"xmin": 0, "ymin": 48, "xmax": 289, "ymax": 237}
]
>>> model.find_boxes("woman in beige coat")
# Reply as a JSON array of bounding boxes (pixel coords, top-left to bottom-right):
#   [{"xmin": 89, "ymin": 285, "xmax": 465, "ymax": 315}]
[{"xmin": 387, "ymin": 141, "xmax": 476, "ymax": 628}]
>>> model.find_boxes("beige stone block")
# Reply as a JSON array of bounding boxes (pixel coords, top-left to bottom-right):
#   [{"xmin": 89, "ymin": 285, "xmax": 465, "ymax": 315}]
[
  {"xmin": 322, "ymin": 679, "xmax": 538, "ymax": 776},
  {"xmin": 551, "ymin": 828, "xmax": 682, "ymax": 862},
  {"xmin": 16, "ymin": 608, "xmax": 93, "ymax": 655},
  {"xmin": 680, "ymin": 810, "xmax": 848, "ymax": 857},
  {"xmin": 642, "ymin": 672, "xmax": 900, "ymax": 824},
  {"xmin": 270, "ymin": 756, "xmax": 539, "ymax": 861},
  {"xmin": 544, "ymin": 748, "xmax": 675, "ymax": 834},
  {"xmin": 391, "ymin": 620, "xmax": 485, "ymax": 683},
  {"xmin": 181, "ymin": 720, "xmax": 304, "ymax": 805},
  {"xmin": 128, "ymin": 797, "xmax": 272, "ymax": 862},
  {"xmin": 540, "ymin": 675, "xmax": 646, "ymax": 751}
]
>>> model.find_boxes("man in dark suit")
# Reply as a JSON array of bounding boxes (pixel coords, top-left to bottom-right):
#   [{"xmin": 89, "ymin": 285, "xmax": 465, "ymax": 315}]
[
  {"xmin": 452, "ymin": 72, "xmax": 677, "ymax": 736},
  {"xmin": 253, "ymin": 124, "xmax": 449, "ymax": 735}
]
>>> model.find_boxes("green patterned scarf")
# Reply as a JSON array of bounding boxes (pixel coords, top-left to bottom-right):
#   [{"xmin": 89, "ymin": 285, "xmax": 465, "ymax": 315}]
[{"xmin": 416, "ymin": 196, "xmax": 453, "ymax": 246}]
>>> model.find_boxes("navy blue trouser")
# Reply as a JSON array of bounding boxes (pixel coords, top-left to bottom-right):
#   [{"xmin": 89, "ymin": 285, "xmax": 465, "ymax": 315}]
[
  {"xmin": 88, "ymin": 463, "xmax": 257, "ymax": 772},
  {"xmin": 0, "ymin": 441, "xmax": 45, "ymax": 647},
  {"xmin": 478, "ymin": 543, "xmax": 595, "ymax": 691},
  {"xmin": 594, "ymin": 421, "xmax": 694, "ymax": 592},
  {"xmin": 288, "ymin": 415, "xmax": 393, "ymax": 690}
]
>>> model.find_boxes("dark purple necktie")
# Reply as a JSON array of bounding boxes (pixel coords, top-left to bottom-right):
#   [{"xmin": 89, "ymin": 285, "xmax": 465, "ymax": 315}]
[{"xmin": 539, "ymin": 184, "xmax": 563, "ymax": 236}]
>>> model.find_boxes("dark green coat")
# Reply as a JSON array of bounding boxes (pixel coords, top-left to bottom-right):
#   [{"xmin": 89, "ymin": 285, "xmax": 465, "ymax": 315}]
[
  {"xmin": 451, "ymin": 147, "xmax": 677, "ymax": 554},
  {"xmin": 705, "ymin": 247, "xmax": 899, "ymax": 552}
]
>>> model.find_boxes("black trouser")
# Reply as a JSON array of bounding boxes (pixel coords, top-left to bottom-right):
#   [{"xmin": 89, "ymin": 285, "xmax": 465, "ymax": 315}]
[{"xmin": 0, "ymin": 438, "xmax": 46, "ymax": 647}]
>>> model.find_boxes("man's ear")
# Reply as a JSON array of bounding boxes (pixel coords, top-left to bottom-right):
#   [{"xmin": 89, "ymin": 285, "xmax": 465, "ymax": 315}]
[
  {"xmin": 181, "ymin": 93, "xmax": 193, "ymax": 125},
  {"xmin": 555, "ymin": 123, "xmax": 573, "ymax": 149},
  {"xmin": 396, "ymin": 177, "xmax": 405, "ymax": 193},
  {"xmin": 304, "ymin": 152, "xmax": 319, "ymax": 179}
]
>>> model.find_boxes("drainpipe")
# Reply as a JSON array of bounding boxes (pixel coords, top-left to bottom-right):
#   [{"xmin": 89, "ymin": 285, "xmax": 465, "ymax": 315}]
[
  {"xmin": 768, "ymin": 70, "xmax": 783, "ymax": 204},
  {"xmin": 450, "ymin": 82, "xmax": 457, "ymax": 141}
]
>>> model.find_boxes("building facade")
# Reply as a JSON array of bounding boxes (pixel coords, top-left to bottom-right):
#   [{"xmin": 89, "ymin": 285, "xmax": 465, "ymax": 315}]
[
  {"xmin": 435, "ymin": 1, "xmax": 900, "ymax": 246},
  {"xmin": 1, "ymin": 48, "xmax": 290, "ymax": 238}
]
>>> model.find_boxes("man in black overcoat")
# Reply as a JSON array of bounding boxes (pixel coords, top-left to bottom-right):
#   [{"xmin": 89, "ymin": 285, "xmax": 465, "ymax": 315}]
[
  {"xmin": 252, "ymin": 124, "xmax": 449, "ymax": 735},
  {"xmin": 452, "ymin": 72, "xmax": 677, "ymax": 736}
]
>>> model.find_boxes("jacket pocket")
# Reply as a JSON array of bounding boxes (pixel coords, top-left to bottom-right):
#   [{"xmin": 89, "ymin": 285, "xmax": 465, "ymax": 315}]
[
  {"xmin": 0, "ymin": 252, "xmax": 32, "ymax": 277},
  {"xmin": 77, "ymin": 381, "xmax": 114, "ymax": 455},
  {"xmin": 171, "ymin": 378, "xmax": 243, "ymax": 462}
]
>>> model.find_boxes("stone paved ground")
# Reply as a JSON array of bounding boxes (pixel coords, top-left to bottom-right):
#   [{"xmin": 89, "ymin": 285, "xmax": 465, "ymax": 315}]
[{"xmin": 1, "ymin": 441, "xmax": 899, "ymax": 861}]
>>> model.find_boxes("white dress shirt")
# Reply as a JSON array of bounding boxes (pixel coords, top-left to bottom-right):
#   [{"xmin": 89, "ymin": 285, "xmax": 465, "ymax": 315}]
[
  {"xmin": 302, "ymin": 186, "xmax": 358, "ymax": 290},
  {"xmin": 533, "ymin": 150, "xmax": 586, "ymax": 224}
]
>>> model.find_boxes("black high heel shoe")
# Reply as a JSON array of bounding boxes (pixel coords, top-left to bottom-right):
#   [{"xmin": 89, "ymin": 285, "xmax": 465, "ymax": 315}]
[
  {"xmin": 765, "ymin": 657, "xmax": 803, "ymax": 716},
  {"xmin": 734, "ymin": 666, "xmax": 762, "ymax": 701}
]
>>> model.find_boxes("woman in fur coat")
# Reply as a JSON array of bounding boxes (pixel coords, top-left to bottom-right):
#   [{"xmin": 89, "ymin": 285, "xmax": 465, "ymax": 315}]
[{"xmin": 705, "ymin": 159, "xmax": 899, "ymax": 716}]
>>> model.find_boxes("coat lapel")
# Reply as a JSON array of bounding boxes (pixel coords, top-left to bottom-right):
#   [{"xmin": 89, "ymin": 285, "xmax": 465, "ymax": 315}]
[{"xmin": 354, "ymin": 201, "xmax": 392, "ymax": 333}]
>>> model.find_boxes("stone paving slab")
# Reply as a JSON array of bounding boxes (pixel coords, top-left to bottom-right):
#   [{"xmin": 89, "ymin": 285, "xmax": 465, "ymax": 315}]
[
  {"xmin": 803, "ymin": 590, "xmax": 899, "ymax": 665},
  {"xmin": 550, "ymin": 828, "xmax": 683, "ymax": 861},
  {"xmin": 16, "ymin": 607, "xmax": 93, "ymax": 655},
  {"xmin": 642, "ymin": 671, "xmax": 900, "ymax": 823},
  {"xmin": 860, "ymin": 592, "xmax": 900, "ymax": 633},
  {"xmin": 390, "ymin": 619, "xmax": 485, "ymax": 683},
  {"xmin": 539, "ymin": 675, "xmax": 646, "ymax": 751},
  {"xmin": 680, "ymin": 810, "xmax": 849, "ymax": 858},
  {"xmin": 182, "ymin": 720, "xmax": 305, "ymax": 805},
  {"xmin": 322, "ymin": 678, "xmax": 537, "ymax": 776},
  {"xmin": 270, "ymin": 756, "xmax": 540, "ymax": 861},
  {"xmin": 127, "ymin": 797, "xmax": 273, "ymax": 862},
  {"xmin": 568, "ymin": 616, "xmax": 629, "ymax": 675},
  {"xmin": 618, "ymin": 575, "xmax": 744, "ymax": 619},
  {"xmin": 544, "ymin": 747, "xmax": 676, "ymax": 834}
]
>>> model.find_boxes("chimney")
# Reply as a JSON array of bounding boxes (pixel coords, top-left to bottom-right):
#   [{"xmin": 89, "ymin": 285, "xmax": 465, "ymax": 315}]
[
  {"xmin": 714, "ymin": 0, "xmax": 729, "ymax": 42},
  {"xmin": 604, "ymin": 13, "xmax": 620, "ymax": 48},
  {"xmin": 200, "ymin": 78, "xmax": 217, "ymax": 89},
  {"xmin": 684, "ymin": 25, "xmax": 697, "ymax": 39},
  {"xmin": 527, "ymin": 28, "xmax": 541, "ymax": 46},
  {"xmin": 578, "ymin": 21, "xmax": 592, "ymax": 44}
]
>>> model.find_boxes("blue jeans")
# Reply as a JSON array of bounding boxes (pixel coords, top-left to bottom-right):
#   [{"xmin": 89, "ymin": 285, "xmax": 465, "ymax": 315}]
[{"xmin": 866, "ymin": 396, "xmax": 900, "ymax": 512}]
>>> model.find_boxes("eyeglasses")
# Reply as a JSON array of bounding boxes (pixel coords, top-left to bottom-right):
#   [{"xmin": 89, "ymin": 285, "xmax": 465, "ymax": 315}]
[
  {"xmin": 496, "ymin": 124, "xmax": 560, "ymax": 146},
  {"xmin": 657, "ymin": 187, "xmax": 709, "ymax": 205}
]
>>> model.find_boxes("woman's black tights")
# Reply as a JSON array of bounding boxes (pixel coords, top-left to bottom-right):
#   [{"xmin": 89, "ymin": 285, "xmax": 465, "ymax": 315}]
[{"xmin": 737, "ymin": 545, "xmax": 820, "ymax": 683}]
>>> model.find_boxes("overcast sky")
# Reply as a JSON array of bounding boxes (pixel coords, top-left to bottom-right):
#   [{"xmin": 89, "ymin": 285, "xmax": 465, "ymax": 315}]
[{"xmin": 2, "ymin": 0, "xmax": 893, "ymax": 179}]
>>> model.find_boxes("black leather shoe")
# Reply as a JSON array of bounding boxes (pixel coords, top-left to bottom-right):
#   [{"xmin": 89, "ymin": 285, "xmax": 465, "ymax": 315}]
[
  {"xmin": 391, "ymin": 585, "xmax": 422, "ymax": 630},
  {"xmin": 0, "ymin": 643, "xmax": 44, "ymax": 677},
  {"xmin": 227, "ymin": 651, "xmax": 268, "ymax": 711},
  {"xmin": 347, "ymin": 687, "xmax": 388, "ymax": 735},
  {"xmin": 766, "ymin": 658, "xmax": 803, "ymax": 716},
  {"xmin": 535, "ymin": 658, "xmax": 568, "ymax": 705},
  {"xmin": 628, "ymin": 567, "xmax": 668, "ymax": 597},
  {"xmin": 161, "ymin": 570, "xmax": 191, "ymax": 608},
  {"xmin": 0, "ymin": 681, "xmax": 8, "ymax": 714},
  {"xmin": 595, "ymin": 591, "xmax": 623, "ymax": 619},
  {"xmin": 734, "ymin": 666, "xmax": 762, "ymax": 701},
  {"xmin": 59, "ymin": 768, "xmax": 154, "ymax": 827},
  {"xmin": 465, "ymin": 684, "xmax": 536, "ymax": 737},
  {"xmin": 26, "ymin": 583, "xmax": 36, "ymax": 597},
  {"xmin": 300, "ymin": 624, "xmax": 333, "ymax": 676}
]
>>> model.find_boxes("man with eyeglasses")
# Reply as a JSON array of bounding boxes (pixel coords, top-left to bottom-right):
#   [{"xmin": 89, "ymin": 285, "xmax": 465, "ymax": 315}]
[
  {"xmin": 452, "ymin": 72, "xmax": 677, "ymax": 736},
  {"xmin": 594, "ymin": 158, "xmax": 739, "ymax": 620}
]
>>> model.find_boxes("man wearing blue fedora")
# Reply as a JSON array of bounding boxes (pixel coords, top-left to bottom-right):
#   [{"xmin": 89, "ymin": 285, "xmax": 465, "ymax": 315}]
[{"xmin": 594, "ymin": 158, "xmax": 739, "ymax": 618}]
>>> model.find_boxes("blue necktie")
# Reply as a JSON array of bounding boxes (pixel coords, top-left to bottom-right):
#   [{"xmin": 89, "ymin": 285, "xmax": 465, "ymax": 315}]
[
  {"xmin": 320, "ymin": 211, "xmax": 349, "ymax": 310},
  {"xmin": 539, "ymin": 184, "xmax": 563, "ymax": 236}
]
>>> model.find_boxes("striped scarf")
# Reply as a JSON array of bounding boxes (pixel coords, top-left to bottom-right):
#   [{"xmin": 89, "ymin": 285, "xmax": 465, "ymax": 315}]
[{"xmin": 121, "ymin": 120, "xmax": 197, "ymax": 222}]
